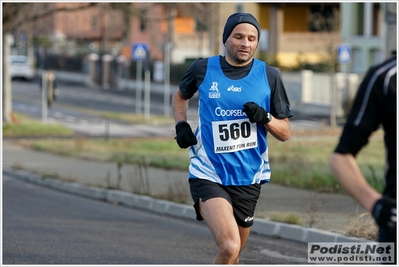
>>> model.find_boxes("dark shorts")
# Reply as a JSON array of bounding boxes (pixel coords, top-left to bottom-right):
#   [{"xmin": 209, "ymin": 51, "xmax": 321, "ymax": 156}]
[{"xmin": 189, "ymin": 178, "xmax": 261, "ymax": 228}]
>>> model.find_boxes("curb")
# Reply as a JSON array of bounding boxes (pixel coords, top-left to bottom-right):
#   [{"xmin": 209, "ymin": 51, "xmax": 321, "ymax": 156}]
[{"xmin": 3, "ymin": 167, "xmax": 369, "ymax": 244}]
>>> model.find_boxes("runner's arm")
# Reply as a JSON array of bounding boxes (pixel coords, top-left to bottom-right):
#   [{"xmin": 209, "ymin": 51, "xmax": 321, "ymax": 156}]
[
  {"xmin": 172, "ymin": 88, "xmax": 190, "ymax": 123},
  {"xmin": 265, "ymin": 117, "xmax": 290, "ymax": 142},
  {"xmin": 329, "ymin": 152, "xmax": 381, "ymax": 212}
]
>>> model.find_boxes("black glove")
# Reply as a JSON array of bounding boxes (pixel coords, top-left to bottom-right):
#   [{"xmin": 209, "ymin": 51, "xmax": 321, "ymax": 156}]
[
  {"xmin": 372, "ymin": 196, "xmax": 396, "ymax": 229},
  {"xmin": 243, "ymin": 102, "xmax": 272, "ymax": 124},
  {"xmin": 175, "ymin": 121, "xmax": 197, "ymax": 149}
]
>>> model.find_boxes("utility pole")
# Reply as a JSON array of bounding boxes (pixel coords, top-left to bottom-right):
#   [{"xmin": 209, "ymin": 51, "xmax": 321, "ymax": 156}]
[
  {"xmin": 210, "ymin": 3, "xmax": 220, "ymax": 56},
  {"xmin": 164, "ymin": 5, "xmax": 175, "ymax": 117},
  {"xmin": 135, "ymin": 59, "xmax": 143, "ymax": 114},
  {"xmin": 329, "ymin": 68, "xmax": 336, "ymax": 129},
  {"xmin": 3, "ymin": 34, "xmax": 13, "ymax": 123},
  {"xmin": 164, "ymin": 42, "xmax": 171, "ymax": 117},
  {"xmin": 41, "ymin": 71, "xmax": 48, "ymax": 123}
]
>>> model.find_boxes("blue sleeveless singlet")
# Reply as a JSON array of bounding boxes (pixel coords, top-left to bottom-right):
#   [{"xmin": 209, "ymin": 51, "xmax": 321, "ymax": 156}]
[{"xmin": 189, "ymin": 56, "xmax": 271, "ymax": 186}]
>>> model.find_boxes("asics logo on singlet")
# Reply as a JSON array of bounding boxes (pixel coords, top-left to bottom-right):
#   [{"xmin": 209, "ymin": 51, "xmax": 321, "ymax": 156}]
[
  {"xmin": 209, "ymin": 82, "xmax": 221, "ymax": 98},
  {"xmin": 244, "ymin": 216, "xmax": 254, "ymax": 223},
  {"xmin": 227, "ymin": 85, "xmax": 242, "ymax": 92},
  {"xmin": 215, "ymin": 107, "xmax": 246, "ymax": 117}
]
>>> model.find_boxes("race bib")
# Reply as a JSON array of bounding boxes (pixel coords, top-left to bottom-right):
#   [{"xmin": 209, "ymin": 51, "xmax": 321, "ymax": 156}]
[{"xmin": 212, "ymin": 118, "xmax": 257, "ymax": 154}]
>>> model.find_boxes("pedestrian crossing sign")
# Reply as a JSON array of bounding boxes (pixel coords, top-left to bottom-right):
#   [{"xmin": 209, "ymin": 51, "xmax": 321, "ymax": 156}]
[
  {"xmin": 132, "ymin": 43, "xmax": 148, "ymax": 61},
  {"xmin": 337, "ymin": 44, "xmax": 351, "ymax": 63}
]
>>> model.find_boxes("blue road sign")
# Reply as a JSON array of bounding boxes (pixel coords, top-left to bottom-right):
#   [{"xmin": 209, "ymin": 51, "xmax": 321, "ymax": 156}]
[
  {"xmin": 337, "ymin": 44, "xmax": 351, "ymax": 63},
  {"xmin": 132, "ymin": 43, "xmax": 148, "ymax": 61}
]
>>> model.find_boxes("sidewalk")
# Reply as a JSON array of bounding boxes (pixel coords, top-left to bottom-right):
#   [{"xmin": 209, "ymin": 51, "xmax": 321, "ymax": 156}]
[{"xmin": 2, "ymin": 139, "xmax": 370, "ymax": 244}]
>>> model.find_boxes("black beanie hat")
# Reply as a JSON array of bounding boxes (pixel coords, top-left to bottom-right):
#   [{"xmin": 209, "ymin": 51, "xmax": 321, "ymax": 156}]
[{"xmin": 222, "ymin": 12, "xmax": 261, "ymax": 44}]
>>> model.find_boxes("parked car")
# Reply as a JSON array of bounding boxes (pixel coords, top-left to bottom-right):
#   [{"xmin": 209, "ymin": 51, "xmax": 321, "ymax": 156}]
[{"xmin": 9, "ymin": 55, "xmax": 35, "ymax": 81}]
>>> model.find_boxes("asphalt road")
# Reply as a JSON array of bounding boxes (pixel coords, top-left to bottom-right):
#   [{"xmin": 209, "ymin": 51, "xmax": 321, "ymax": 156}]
[{"xmin": 3, "ymin": 174, "xmax": 309, "ymax": 264}]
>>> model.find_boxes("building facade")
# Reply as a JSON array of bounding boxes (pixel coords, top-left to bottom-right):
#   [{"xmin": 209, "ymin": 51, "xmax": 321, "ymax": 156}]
[
  {"xmin": 340, "ymin": 2, "xmax": 397, "ymax": 73},
  {"xmin": 210, "ymin": 2, "xmax": 395, "ymax": 73},
  {"xmin": 15, "ymin": 2, "xmax": 396, "ymax": 74}
]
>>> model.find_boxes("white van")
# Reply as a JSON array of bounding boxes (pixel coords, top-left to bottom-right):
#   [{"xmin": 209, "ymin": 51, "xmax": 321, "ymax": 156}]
[{"xmin": 9, "ymin": 55, "xmax": 35, "ymax": 80}]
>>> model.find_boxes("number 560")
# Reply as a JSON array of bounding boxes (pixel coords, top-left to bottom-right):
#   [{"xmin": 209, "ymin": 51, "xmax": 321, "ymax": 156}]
[{"xmin": 218, "ymin": 121, "xmax": 252, "ymax": 141}]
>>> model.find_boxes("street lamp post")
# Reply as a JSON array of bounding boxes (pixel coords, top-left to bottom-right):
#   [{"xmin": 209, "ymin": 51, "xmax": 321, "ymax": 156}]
[{"xmin": 163, "ymin": 42, "xmax": 172, "ymax": 117}]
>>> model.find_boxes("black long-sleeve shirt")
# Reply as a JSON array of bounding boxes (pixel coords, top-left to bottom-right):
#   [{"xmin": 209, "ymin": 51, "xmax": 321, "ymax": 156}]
[{"xmin": 334, "ymin": 56, "xmax": 397, "ymax": 198}]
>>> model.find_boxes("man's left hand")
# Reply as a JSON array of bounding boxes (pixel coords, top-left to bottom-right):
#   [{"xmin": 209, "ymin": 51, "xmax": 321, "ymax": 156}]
[{"xmin": 243, "ymin": 102, "xmax": 272, "ymax": 124}]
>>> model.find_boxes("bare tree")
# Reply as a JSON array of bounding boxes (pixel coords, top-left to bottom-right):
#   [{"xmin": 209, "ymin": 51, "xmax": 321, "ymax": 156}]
[
  {"xmin": 2, "ymin": 2, "xmax": 212, "ymax": 123},
  {"xmin": 3, "ymin": 3, "xmax": 97, "ymax": 33},
  {"xmin": 2, "ymin": 2, "xmax": 131, "ymax": 123}
]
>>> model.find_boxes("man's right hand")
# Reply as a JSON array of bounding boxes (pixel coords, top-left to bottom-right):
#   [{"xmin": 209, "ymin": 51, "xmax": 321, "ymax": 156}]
[
  {"xmin": 175, "ymin": 121, "xmax": 197, "ymax": 149},
  {"xmin": 372, "ymin": 196, "xmax": 397, "ymax": 229}
]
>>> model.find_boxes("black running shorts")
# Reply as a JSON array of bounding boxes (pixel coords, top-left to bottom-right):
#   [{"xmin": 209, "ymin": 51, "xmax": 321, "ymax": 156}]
[{"xmin": 189, "ymin": 178, "xmax": 261, "ymax": 228}]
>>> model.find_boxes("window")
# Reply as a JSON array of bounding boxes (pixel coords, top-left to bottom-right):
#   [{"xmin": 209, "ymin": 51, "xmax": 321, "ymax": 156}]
[
  {"xmin": 196, "ymin": 18, "xmax": 208, "ymax": 32},
  {"xmin": 140, "ymin": 16, "xmax": 146, "ymax": 31},
  {"xmin": 91, "ymin": 16, "xmax": 97, "ymax": 28},
  {"xmin": 308, "ymin": 4, "xmax": 337, "ymax": 32}
]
